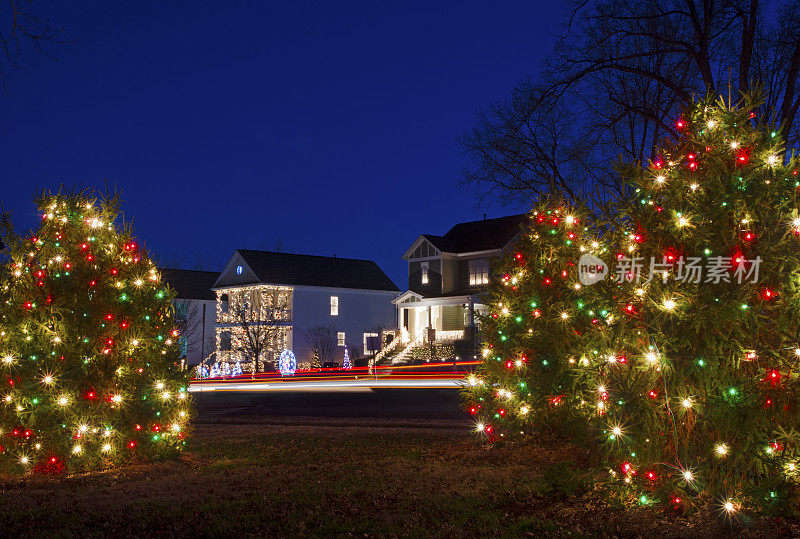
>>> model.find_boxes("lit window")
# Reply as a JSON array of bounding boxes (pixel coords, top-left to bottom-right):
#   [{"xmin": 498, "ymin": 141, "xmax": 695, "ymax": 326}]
[
  {"xmin": 337, "ymin": 332, "xmax": 346, "ymax": 347},
  {"xmin": 421, "ymin": 262, "xmax": 429, "ymax": 284},
  {"xmin": 330, "ymin": 296, "xmax": 339, "ymax": 316},
  {"xmin": 469, "ymin": 259, "xmax": 490, "ymax": 286},
  {"xmin": 363, "ymin": 332, "xmax": 379, "ymax": 354}
]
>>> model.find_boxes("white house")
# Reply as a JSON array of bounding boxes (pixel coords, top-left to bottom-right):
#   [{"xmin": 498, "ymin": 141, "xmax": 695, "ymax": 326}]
[
  {"xmin": 213, "ymin": 250, "xmax": 399, "ymax": 370},
  {"xmin": 160, "ymin": 268, "xmax": 219, "ymax": 368}
]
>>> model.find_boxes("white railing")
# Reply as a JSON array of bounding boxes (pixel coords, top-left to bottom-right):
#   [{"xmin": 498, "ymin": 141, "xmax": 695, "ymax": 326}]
[
  {"xmin": 369, "ymin": 337, "xmax": 401, "ymax": 369},
  {"xmin": 434, "ymin": 329, "xmax": 464, "ymax": 342}
]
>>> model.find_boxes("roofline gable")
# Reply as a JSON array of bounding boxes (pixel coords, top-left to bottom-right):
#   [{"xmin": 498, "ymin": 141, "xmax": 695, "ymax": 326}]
[
  {"xmin": 402, "ymin": 235, "xmax": 442, "ymax": 260},
  {"xmin": 392, "ymin": 290, "xmax": 424, "ymax": 304},
  {"xmin": 213, "ymin": 250, "xmax": 260, "ymax": 289}
]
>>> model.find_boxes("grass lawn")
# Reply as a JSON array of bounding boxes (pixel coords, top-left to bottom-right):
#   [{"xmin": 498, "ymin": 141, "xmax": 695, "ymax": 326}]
[{"xmin": 0, "ymin": 417, "xmax": 796, "ymax": 537}]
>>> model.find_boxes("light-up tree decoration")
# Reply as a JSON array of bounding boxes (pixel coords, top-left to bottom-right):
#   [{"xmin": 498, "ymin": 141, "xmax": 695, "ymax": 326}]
[
  {"xmin": 342, "ymin": 348, "xmax": 351, "ymax": 370},
  {"xmin": 0, "ymin": 188, "xmax": 193, "ymax": 475}
]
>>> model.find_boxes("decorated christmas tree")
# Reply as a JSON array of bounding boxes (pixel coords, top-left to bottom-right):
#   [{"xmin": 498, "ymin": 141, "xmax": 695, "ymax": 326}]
[
  {"xmin": 588, "ymin": 92, "xmax": 800, "ymax": 513},
  {"xmin": 463, "ymin": 196, "xmax": 608, "ymax": 444},
  {"xmin": 0, "ymin": 188, "xmax": 193, "ymax": 475},
  {"xmin": 465, "ymin": 93, "xmax": 800, "ymax": 513}
]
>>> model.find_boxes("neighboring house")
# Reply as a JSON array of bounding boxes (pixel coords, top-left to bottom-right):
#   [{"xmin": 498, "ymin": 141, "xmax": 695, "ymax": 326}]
[
  {"xmin": 213, "ymin": 250, "xmax": 399, "ymax": 370},
  {"xmin": 394, "ymin": 214, "xmax": 527, "ymax": 345},
  {"xmin": 160, "ymin": 268, "xmax": 219, "ymax": 368}
]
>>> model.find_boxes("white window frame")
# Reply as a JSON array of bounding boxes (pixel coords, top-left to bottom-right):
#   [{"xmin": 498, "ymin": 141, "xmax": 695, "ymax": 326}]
[
  {"xmin": 330, "ymin": 296, "xmax": 339, "ymax": 316},
  {"xmin": 363, "ymin": 332, "xmax": 379, "ymax": 354},
  {"xmin": 421, "ymin": 261, "xmax": 429, "ymax": 284},
  {"xmin": 469, "ymin": 259, "xmax": 490, "ymax": 286},
  {"xmin": 337, "ymin": 332, "xmax": 346, "ymax": 347}
]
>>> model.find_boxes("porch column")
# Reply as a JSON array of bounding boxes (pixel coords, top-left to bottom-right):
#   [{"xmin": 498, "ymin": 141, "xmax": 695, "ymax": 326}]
[{"xmin": 426, "ymin": 306, "xmax": 432, "ymax": 343}]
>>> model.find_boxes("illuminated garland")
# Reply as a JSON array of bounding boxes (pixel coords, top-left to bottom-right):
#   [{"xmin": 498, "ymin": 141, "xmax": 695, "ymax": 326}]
[{"xmin": 0, "ymin": 189, "xmax": 193, "ymax": 475}]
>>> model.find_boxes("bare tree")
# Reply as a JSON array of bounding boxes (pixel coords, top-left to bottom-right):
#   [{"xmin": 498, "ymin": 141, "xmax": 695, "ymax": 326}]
[
  {"xmin": 1, "ymin": 1, "xmax": 69, "ymax": 90},
  {"xmin": 459, "ymin": 0, "xmax": 800, "ymax": 210},
  {"xmin": 230, "ymin": 287, "xmax": 291, "ymax": 376},
  {"xmin": 172, "ymin": 299, "xmax": 216, "ymax": 370},
  {"xmin": 304, "ymin": 324, "xmax": 337, "ymax": 365}
]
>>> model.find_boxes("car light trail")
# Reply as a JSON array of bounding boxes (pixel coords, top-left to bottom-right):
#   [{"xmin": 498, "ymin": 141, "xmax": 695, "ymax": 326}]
[
  {"xmin": 188, "ymin": 377, "xmax": 465, "ymax": 392},
  {"xmin": 189, "ymin": 361, "xmax": 481, "ymax": 392}
]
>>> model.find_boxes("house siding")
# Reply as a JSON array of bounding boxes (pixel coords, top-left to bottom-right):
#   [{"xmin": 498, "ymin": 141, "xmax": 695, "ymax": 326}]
[
  {"xmin": 442, "ymin": 305, "xmax": 464, "ymax": 331},
  {"xmin": 408, "ymin": 258, "xmax": 442, "ymax": 295},
  {"xmin": 292, "ymin": 287, "xmax": 397, "ymax": 363}
]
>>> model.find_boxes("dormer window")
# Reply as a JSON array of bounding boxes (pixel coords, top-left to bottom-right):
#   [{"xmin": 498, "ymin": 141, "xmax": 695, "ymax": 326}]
[
  {"xmin": 469, "ymin": 259, "xmax": 490, "ymax": 286},
  {"xmin": 421, "ymin": 262, "xmax": 429, "ymax": 284}
]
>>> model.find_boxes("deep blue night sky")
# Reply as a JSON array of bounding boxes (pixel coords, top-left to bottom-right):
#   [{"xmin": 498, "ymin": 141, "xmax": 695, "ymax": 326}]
[{"xmin": 1, "ymin": 1, "xmax": 565, "ymax": 287}]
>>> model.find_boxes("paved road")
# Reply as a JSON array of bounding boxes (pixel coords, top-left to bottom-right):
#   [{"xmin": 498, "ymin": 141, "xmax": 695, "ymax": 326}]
[{"xmin": 195, "ymin": 388, "xmax": 467, "ymax": 422}]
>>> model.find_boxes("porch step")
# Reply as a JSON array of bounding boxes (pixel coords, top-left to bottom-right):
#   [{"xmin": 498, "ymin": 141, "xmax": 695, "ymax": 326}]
[{"xmin": 390, "ymin": 337, "xmax": 422, "ymax": 365}]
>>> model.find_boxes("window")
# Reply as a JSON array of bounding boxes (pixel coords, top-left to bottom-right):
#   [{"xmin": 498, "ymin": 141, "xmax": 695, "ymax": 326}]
[
  {"xmin": 220, "ymin": 331, "xmax": 231, "ymax": 351},
  {"xmin": 330, "ymin": 296, "xmax": 339, "ymax": 316},
  {"xmin": 469, "ymin": 259, "xmax": 490, "ymax": 286},
  {"xmin": 220, "ymin": 293, "xmax": 229, "ymax": 313},
  {"xmin": 337, "ymin": 332, "xmax": 346, "ymax": 347},
  {"xmin": 363, "ymin": 332, "xmax": 379, "ymax": 354},
  {"xmin": 421, "ymin": 262, "xmax": 429, "ymax": 284}
]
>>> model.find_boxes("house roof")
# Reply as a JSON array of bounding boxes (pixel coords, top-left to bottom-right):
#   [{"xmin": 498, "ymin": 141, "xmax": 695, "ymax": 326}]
[
  {"xmin": 160, "ymin": 268, "xmax": 220, "ymax": 301},
  {"xmin": 419, "ymin": 214, "xmax": 527, "ymax": 254},
  {"xmin": 235, "ymin": 250, "xmax": 399, "ymax": 292}
]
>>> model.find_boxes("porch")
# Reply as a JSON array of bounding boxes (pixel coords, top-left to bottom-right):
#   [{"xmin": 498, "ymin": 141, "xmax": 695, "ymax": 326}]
[{"xmin": 392, "ymin": 291, "xmax": 483, "ymax": 345}]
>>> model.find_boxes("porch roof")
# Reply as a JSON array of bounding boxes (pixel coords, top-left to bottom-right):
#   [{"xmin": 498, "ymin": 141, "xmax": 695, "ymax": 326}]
[{"xmin": 393, "ymin": 289, "xmax": 485, "ymax": 307}]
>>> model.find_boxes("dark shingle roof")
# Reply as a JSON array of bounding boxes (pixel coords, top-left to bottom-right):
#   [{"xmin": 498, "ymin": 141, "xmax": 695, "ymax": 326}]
[
  {"xmin": 236, "ymin": 250, "xmax": 399, "ymax": 292},
  {"xmin": 424, "ymin": 214, "xmax": 527, "ymax": 253},
  {"xmin": 160, "ymin": 269, "xmax": 219, "ymax": 301}
]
